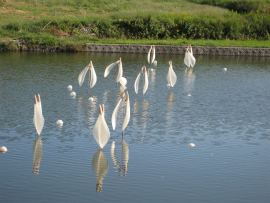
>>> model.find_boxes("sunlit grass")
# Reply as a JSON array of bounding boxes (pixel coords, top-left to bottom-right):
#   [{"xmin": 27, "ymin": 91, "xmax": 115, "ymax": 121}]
[
  {"xmin": 85, "ymin": 38, "xmax": 270, "ymax": 48},
  {"xmin": 0, "ymin": 0, "xmax": 229, "ymax": 24},
  {"xmin": 1, "ymin": 0, "xmax": 269, "ymax": 49}
]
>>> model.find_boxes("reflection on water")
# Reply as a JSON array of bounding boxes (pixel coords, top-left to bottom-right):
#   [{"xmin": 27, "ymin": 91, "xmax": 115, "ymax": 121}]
[
  {"xmin": 77, "ymin": 95, "xmax": 98, "ymax": 129},
  {"xmin": 148, "ymin": 69, "xmax": 156, "ymax": 86},
  {"xmin": 33, "ymin": 136, "xmax": 43, "ymax": 175},
  {"xmin": 102, "ymin": 91, "xmax": 109, "ymax": 105},
  {"xmin": 183, "ymin": 68, "xmax": 195, "ymax": 93},
  {"xmin": 119, "ymin": 85, "xmax": 127, "ymax": 93},
  {"xmin": 133, "ymin": 99, "xmax": 149, "ymax": 132},
  {"xmin": 167, "ymin": 92, "xmax": 176, "ymax": 103},
  {"xmin": 0, "ymin": 52, "xmax": 270, "ymax": 203},
  {"xmin": 110, "ymin": 139, "xmax": 129, "ymax": 178},
  {"xmin": 111, "ymin": 142, "xmax": 119, "ymax": 171},
  {"xmin": 87, "ymin": 96, "xmax": 98, "ymax": 127},
  {"xmin": 77, "ymin": 95, "xmax": 85, "ymax": 126},
  {"xmin": 92, "ymin": 149, "xmax": 109, "ymax": 192},
  {"xmin": 141, "ymin": 99, "xmax": 149, "ymax": 130},
  {"xmin": 121, "ymin": 139, "xmax": 129, "ymax": 177},
  {"xmin": 166, "ymin": 92, "xmax": 176, "ymax": 132}
]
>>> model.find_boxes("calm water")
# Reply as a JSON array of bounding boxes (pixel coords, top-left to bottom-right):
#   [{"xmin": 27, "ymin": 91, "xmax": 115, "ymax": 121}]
[{"xmin": 0, "ymin": 52, "xmax": 269, "ymax": 202}]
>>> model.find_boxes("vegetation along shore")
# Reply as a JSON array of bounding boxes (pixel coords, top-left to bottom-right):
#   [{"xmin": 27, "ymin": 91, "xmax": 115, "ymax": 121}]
[{"xmin": 1, "ymin": 0, "xmax": 270, "ymax": 51}]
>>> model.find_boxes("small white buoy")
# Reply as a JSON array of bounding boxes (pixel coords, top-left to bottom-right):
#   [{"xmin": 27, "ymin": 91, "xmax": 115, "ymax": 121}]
[
  {"xmin": 111, "ymin": 141, "xmax": 115, "ymax": 149},
  {"xmin": 188, "ymin": 94, "xmax": 191, "ymax": 97},
  {"xmin": 70, "ymin": 91, "xmax": 76, "ymax": 97},
  {"xmin": 88, "ymin": 97, "xmax": 94, "ymax": 101},
  {"xmin": 189, "ymin": 143, "xmax": 195, "ymax": 147},
  {"xmin": 0, "ymin": 146, "xmax": 7, "ymax": 153},
  {"xmin": 56, "ymin": 120, "xmax": 63, "ymax": 126},
  {"xmin": 119, "ymin": 77, "xmax": 127, "ymax": 86},
  {"xmin": 223, "ymin": 68, "xmax": 227, "ymax": 71},
  {"xmin": 67, "ymin": 85, "xmax": 72, "ymax": 91},
  {"xmin": 150, "ymin": 68, "xmax": 154, "ymax": 72},
  {"xmin": 153, "ymin": 60, "xmax": 157, "ymax": 66}
]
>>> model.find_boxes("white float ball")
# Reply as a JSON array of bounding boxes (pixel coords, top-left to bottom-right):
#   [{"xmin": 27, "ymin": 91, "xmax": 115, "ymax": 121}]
[
  {"xmin": 88, "ymin": 97, "xmax": 94, "ymax": 101},
  {"xmin": 0, "ymin": 146, "xmax": 7, "ymax": 153},
  {"xmin": 67, "ymin": 85, "xmax": 72, "ymax": 91},
  {"xmin": 223, "ymin": 68, "xmax": 227, "ymax": 71},
  {"xmin": 70, "ymin": 91, "xmax": 76, "ymax": 97},
  {"xmin": 119, "ymin": 77, "xmax": 127, "ymax": 86},
  {"xmin": 56, "ymin": 120, "xmax": 63, "ymax": 126},
  {"xmin": 189, "ymin": 143, "xmax": 195, "ymax": 147}
]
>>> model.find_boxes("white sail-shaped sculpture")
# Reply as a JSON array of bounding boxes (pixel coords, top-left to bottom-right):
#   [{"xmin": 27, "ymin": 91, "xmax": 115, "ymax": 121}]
[
  {"xmin": 134, "ymin": 72, "xmax": 141, "ymax": 94},
  {"xmin": 116, "ymin": 58, "xmax": 123, "ymax": 82},
  {"xmin": 143, "ymin": 68, "xmax": 149, "ymax": 95},
  {"xmin": 111, "ymin": 92, "xmax": 130, "ymax": 132},
  {"xmin": 104, "ymin": 61, "xmax": 119, "ymax": 77},
  {"xmin": 92, "ymin": 149, "xmax": 109, "ymax": 193},
  {"xmin": 111, "ymin": 93, "xmax": 125, "ymax": 130},
  {"xmin": 89, "ymin": 63, "xmax": 97, "ymax": 88},
  {"xmin": 78, "ymin": 65, "xmax": 89, "ymax": 86},
  {"xmin": 147, "ymin": 46, "xmax": 152, "ymax": 64},
  {"xmin": 33, "ymin": 94, "xmax": 44, "ymax": 135},
  {"xmin": 93, "ymin": 104, "xmax": 110, "ymax": 149},
  {"xmin": 134, "ymin": 66, "xmax": 148, "ymax": 95},
  {"xmin": 151, "ymin": 45, "xmax": 156, "ymax": 64},
  {"xmin": 167, "ymin": 61, "xmax": 177, "ymax": 87},
  {"xmin": 189, "ymin": 44, "xmax": 193, "ymax": 56},
  {"xmin": 104, "ymin": 57, "xmax": 123, "ymax": 82},
  {"xmin": 147, "ymin": 45, "xmax": 156, "ymax": 64},
  {"xmin": 184, "ymin": 45, "xmax": 196, "ymax": 68},
  {"xmin": 122, "ymin": 92, "xmax": 130, "ymax": 131},
  {"xmin": 78, "ymin": 61, "xmax": 97, "ymax": 88}
]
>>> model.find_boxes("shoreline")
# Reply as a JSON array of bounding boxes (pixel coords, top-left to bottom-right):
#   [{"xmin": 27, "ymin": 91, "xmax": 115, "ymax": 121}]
[{"xmin": 1, "ymin": 40, "xmax": 270, "ymax": 56}]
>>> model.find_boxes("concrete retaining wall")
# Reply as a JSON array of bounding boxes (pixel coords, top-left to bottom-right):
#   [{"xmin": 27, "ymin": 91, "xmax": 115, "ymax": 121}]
[{"xmin": 87, "ymin": 43, "xmax": 270, "ymax": 56}]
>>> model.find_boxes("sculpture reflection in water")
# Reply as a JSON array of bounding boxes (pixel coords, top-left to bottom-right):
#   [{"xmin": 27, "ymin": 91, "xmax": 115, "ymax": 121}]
[
  {"xmin": 92, "ymin": 149, "xmax": 109, "ymax": 192},
  {"xmin": 33, "ymin": 136, "xmax": 44, "ymax": 175},
  {"xmin": 184, "ymin": 68, "xmax": 195, "ymax": 94},
  {"xmin": 148, "ymin": 68, "xmax": 156, "ymax": 83},
  {"xmin": 77, "ymin": 95, "xmax": 97, "ymax": 129},
  {"xmin": 166, "ymin": 92, "xmax": 176, "ymax": 131},
  {"xmin": 132, "ymin": 99, "xmax": 149, "ymax": 143},
  {"xmin": 110, "ymin": 139, "xmax": 129, "ymax": 178}
]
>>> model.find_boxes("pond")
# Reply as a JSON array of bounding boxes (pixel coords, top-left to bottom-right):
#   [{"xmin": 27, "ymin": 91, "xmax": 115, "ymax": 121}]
[{"xmin": 0, "ymin": 52, "xmax": 269, "ymax": 203}]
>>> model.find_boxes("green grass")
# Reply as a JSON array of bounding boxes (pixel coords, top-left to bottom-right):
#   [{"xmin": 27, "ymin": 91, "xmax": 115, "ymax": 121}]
[
  {"xmin": 1, "ymin": 0, "xmax": 270, "ymax": 50},
  {"xmin": 82, "ymin": 38, "xmax": 270, "ymax": 48}
]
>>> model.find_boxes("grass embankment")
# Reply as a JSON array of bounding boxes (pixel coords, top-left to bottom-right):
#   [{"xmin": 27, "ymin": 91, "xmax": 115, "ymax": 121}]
[{"xmin": 0, "ymin": 0, "xmax": 270, "ymax": 51}]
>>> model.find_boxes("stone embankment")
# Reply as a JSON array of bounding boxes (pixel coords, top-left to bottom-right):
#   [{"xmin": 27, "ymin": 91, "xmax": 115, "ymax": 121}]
[
  {"xmin": 1, "ymin": 39, "xmax": 270, "ymax": 56},
  {"xmin": 87, "ymin": 44, "xmax": 270, "ymax": 56}
]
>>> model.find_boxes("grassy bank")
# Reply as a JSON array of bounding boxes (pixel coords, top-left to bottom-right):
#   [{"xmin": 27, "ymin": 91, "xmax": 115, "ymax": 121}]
[{"xmin": 1, "ymin": 0, "xmax": 270, "ymax": 51}]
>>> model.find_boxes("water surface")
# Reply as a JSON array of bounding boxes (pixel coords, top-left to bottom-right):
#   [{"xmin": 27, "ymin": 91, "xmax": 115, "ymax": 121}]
[{"xmin": 0, "ymin": 52, "xmax": 269, "ymax": 202}]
